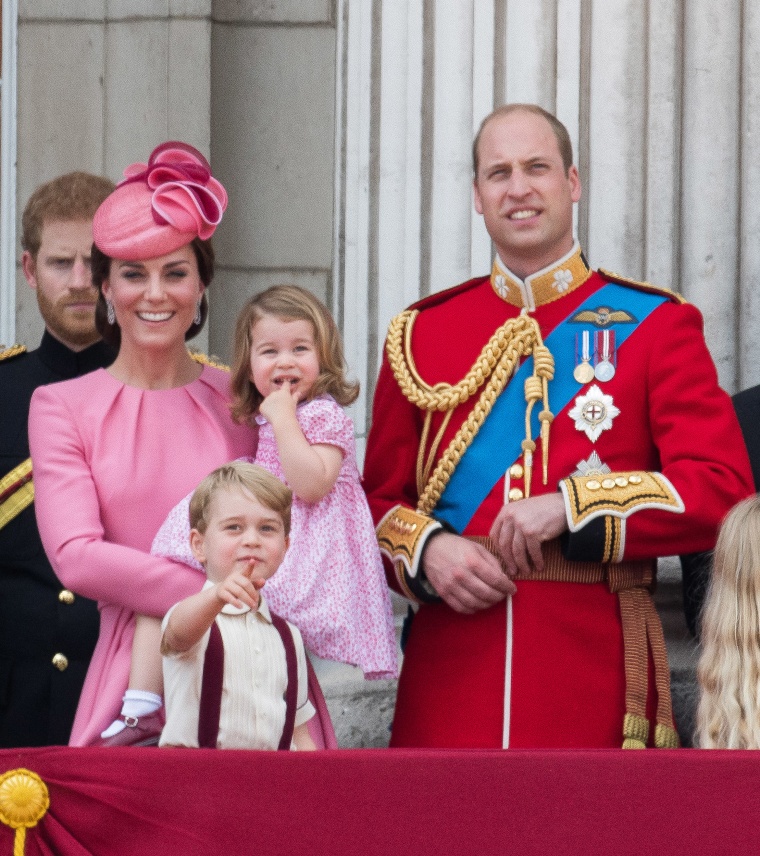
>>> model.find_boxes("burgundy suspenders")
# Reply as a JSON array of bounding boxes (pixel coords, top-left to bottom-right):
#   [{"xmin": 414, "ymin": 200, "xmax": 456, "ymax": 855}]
[
  {"xmin": 270, "ymin": 612, "xmax": 298, "ymax": 751},
  {"xmin": 197, "ymin": 621, "xmax": 225, "ymax": 748},
  {"xmin": 197, "ymin": 612, "xmax": 298, "ymax": 749}
]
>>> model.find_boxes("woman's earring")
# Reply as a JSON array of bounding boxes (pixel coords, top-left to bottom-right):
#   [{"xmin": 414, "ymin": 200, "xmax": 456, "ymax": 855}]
[
  {"xmin": 194, "ymin": 299, "xmax": 202, "ymax": 326},
  {"xmin": 106, "ymin": 300, "xmax": 115, "ymax": 326}
]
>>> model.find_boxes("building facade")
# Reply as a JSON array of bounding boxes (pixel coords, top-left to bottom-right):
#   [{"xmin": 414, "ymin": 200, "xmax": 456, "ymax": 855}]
[{"xmin": 4, "ymin": 0, "xmax": 760, "ymax": 453}]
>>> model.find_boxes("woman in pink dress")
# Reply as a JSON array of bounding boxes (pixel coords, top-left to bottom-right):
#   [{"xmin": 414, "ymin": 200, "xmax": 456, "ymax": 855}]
[{"xmin": 29, "ymin": 143, "xmax": 336, "ymax": 747}]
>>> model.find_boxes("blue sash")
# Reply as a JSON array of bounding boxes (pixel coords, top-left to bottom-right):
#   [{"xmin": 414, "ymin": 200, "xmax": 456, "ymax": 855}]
[{"xmin": 434, "ymin": 284, "xmax": 667, "ymax": 532}]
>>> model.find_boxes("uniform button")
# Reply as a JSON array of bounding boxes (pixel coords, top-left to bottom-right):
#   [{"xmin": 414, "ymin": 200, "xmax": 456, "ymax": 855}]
[
  {"xmin": 52, "ymin": 653, "xmax": 69, "ymax": 671},
  {"xmin": 508, "ymin": 488, "xmax": 524, "ymax": 502},
  {"xmin": 585, "ymin": 480, "xmax": 601, "ymax": 490},
  {"xmin": 59, "ymin": 589, "xmax": 75, "ymax": 604},
  {"xmin": 509, "ymin": 464, "xmax": 524, "ymax": 480},
  {"xmin": 615, "ymin": 476, "xmax": 629, "ymax": 487},
  {"xmin": 629, "ymin": 474, "xmax": 643, "ymax": 485},
  {"xmin": 601, "ymin": 478, "xmax": 616, "ymax": 490}
]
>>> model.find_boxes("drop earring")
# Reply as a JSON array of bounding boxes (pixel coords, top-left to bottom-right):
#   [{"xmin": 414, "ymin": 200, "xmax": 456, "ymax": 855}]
[
  {"xmin": 106, "ymin": 300, "xmax": 115, "ymax": 326},
  {"xmin": 194, "ymin": 299, "xmax": 202, "ymax": 326}
]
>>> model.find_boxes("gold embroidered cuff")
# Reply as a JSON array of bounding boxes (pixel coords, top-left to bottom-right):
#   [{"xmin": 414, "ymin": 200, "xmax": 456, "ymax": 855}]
[
  {"xmin": 560, "ymin": 471, "xmax": 684, "ymax": 532},
  {"xmin": 376, "ymin": 505, "xmax": 443, "ymax": 602}
]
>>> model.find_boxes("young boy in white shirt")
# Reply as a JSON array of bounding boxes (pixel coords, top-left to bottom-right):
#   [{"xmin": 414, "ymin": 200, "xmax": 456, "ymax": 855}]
[{"xmin": 159, "ymin": 461, "xmax": 316, "ymax": 750}]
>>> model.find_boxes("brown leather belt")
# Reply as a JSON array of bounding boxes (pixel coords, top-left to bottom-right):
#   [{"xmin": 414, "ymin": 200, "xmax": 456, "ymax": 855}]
[{"xmin": 470, "ymin": 536, "xmax": 679, "ymax": 749}]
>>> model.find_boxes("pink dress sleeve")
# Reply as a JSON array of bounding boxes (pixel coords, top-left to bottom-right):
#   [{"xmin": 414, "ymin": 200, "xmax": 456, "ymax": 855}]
[
  {"xmin": 150, "ymin": 494, "xmax": 204, "ymax": 572},
  {"xmin": 29, "ymin": 382, "xmax": 203, "ymax": 617},
  {"xmin": 295, "ymin": 397, "xmax": 355, "ymax": 459}
]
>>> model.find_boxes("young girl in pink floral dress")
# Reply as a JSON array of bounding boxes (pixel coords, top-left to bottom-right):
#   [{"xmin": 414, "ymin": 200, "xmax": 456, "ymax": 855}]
[
  {"xmin": 222, "ymin": 284, "xmax": 397, "ymax": 680},
  {"xmin": 100, "ymin": 286, "xmax": 398, "ymax": 746}
]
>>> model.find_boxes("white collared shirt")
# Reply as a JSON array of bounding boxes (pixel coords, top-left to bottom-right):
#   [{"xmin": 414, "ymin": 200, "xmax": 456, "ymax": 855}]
[{"xmin": 160, "ymin": 585, "xmax": 315, "ymax": 749}]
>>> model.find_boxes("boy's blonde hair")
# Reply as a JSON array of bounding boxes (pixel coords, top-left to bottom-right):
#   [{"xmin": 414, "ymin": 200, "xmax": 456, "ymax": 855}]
[
  {"xmin": 189, "ymin": 462, "xmax": 292, "ymax": 537},
  {"xmin": 696, "ymin": 494, "xmax": 760, "ymax": 747},
  {"xmin": 230, "ymin": 284, "xmax": 359, "ymax": 423}
]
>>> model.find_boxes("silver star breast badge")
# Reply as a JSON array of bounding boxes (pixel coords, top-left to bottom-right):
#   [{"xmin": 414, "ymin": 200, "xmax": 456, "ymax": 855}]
[
  {"xmin": 571, "ymin": 451, "xmax": 611, "ymax": 477},
  {"xmin": 568, "ymin": 384, "xmax": 620, "ymax": 443}
]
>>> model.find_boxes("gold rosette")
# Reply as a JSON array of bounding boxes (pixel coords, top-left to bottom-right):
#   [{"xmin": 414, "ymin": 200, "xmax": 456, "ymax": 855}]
[{"xmin": 0, "ymin": 768, "xmax": 49, "ymax": 856}]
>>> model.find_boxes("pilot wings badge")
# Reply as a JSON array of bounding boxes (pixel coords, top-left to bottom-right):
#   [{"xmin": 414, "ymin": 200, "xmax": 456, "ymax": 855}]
[{"xmin": 569, "ymin": 306, "xmax": 637, "ymax": 327}]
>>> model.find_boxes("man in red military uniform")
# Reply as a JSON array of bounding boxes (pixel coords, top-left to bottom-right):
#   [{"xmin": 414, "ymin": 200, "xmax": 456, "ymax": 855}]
[{"xmin": 363, "ymin": 104, "xmax": 753, "ymax": 749}]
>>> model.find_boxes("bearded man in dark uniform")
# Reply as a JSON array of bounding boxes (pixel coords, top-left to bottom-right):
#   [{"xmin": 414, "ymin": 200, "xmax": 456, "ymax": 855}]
[{"xmin": 0, "ymin": 171, "xmax": 114, "ymax": 746}]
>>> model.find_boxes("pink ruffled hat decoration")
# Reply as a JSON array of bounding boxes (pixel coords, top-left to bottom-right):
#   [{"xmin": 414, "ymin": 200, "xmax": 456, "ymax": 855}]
[{"xmin": 93, "ymin": 141, "xmax": 228, "ymax": 260}]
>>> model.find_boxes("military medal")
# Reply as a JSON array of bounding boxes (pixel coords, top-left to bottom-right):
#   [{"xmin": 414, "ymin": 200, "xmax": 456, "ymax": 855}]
[
  {"xmin": 571, "ymin": 451, "xmax": 611, "ymax": 478},
  {"xmin": 573, "ymin": 330, "xmax": 595, "ymax": 383},
  {"xmin": 568, "ymin": 384, "xmax": 621, "ymax": 442},
  {"xmin": 594, "ymin": 329, "xmax": 616, "ymax": 382}
]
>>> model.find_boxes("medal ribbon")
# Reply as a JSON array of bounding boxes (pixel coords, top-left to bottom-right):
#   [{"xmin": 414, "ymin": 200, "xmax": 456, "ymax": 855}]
[{"xmin": 434, "ymin": 284, "xmax": 667, "ymax": 532}]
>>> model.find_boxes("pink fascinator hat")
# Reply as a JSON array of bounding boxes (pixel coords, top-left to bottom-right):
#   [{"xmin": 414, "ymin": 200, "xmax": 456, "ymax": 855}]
[{"xmin": 93, "ymin": 141, "xmax": 228, "ymax": 260}]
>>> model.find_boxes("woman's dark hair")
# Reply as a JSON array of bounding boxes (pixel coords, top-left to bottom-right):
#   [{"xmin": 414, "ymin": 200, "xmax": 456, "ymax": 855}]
[{"xmin": 93, "ymin": 237, "xmax": 215, "ymax": 348}]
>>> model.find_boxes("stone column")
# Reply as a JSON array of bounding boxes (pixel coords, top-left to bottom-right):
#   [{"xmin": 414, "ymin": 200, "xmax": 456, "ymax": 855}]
[{"xmin": 13, "ymin": 0, "xmax": 213, "ymax": 351}]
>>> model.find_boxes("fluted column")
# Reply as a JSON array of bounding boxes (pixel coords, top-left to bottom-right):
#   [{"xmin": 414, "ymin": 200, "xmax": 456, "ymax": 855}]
[{"xmin": 680, "ymin": 0, "xmax": 742, "ymax": 390}]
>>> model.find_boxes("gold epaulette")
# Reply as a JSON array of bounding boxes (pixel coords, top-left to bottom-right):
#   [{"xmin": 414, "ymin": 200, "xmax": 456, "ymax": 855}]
[
  {"xmin": 598, "ymin": 269, "xmax": 686, "ymax": 305},
  {"xmin": 376, "ymin": 505, "xmax": 443, "ymax": 603},
  {"xmin": 189, "ymin": 350, "xmax": 229, "ymax": 371},
  {"xmin": 0, "ymin": 344, "xmax": 26, "ymax": 362}
]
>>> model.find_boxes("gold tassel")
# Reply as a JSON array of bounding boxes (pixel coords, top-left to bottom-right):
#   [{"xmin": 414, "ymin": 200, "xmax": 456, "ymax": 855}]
[
  {"xmin": 654, "ymin": 723, "xmax": 680, "ymax": 749},
  {"xmin": 539, "ymin": 409, "xmax": 553, "ymax": 484},
  {"xmin": 521, "ymin": 439, "xmax": 535, "ymax": 498},
  {"xmin": 531, "ymin": 344, "xmax": 555, "ymax": 484},
  {"xmin": 622, "ymin": 712, "xmax": 649, "ymax": 749}
]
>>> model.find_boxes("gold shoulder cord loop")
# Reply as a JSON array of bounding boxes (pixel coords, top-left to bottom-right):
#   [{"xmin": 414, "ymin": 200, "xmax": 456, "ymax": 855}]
[
  {"xmin": 388, "ymin": 309, "xmax": 513, "ymax": 411},
  {"xmin": 522, "ymin": 331, "xmax": 555, "ymax": 496},
  {"xmin": 387, "ymin": 308, "xmax": 553, "ymax": 514},
  {"xmin": 417, "ymin": 400, "xmax": 455, "ymax": 496}
]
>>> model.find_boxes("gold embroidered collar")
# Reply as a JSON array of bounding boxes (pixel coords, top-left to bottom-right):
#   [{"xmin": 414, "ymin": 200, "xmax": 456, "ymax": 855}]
[{"xmin": 490, "ymin": 243, "xmax": 591, "ymax": 310}]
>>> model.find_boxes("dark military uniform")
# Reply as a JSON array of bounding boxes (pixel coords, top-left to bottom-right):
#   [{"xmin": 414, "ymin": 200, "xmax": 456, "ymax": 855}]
[
  {"xmin": 0, "ymin": 331, "xmax": 115, "ymax": 746},
  {"xmin": 681, "ymin": 388, "xmax": 760, "ymax": 637}
]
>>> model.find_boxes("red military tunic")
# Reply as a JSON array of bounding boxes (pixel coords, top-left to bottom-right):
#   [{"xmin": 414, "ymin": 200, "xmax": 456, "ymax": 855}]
[{"xmin": 364, "ymin": 245, "xmax": 753, "ymax": 748}]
